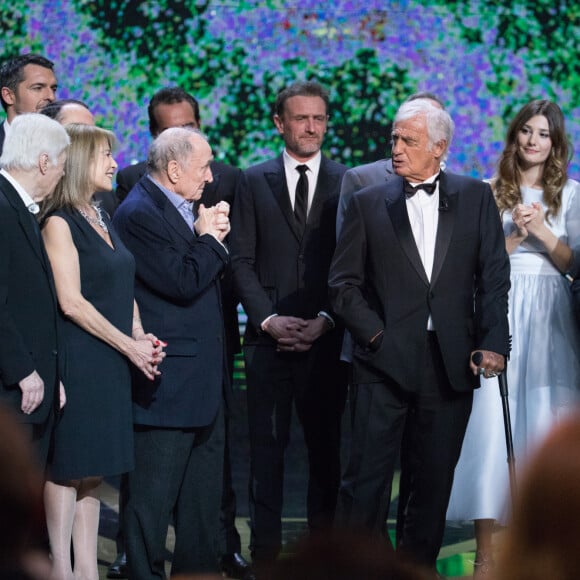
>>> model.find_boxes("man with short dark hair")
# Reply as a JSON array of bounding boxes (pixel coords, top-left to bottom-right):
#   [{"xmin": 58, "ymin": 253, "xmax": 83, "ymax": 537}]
[
  {"xmin": 0, "ymin": 53, "xmax": 57, "ymax": 155},
  {"xmin": 230, "ymin": 80, "xmax": 348, "ymax": 564},
  {"xmin": 116, "ymin": 87, "xmax": 203, "ymax": 204}
]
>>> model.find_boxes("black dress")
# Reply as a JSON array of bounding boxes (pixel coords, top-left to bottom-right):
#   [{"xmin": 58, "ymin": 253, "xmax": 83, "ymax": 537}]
[{"xmin": 48, "ymin": 208, "xmax": 135, "ymax": 480}]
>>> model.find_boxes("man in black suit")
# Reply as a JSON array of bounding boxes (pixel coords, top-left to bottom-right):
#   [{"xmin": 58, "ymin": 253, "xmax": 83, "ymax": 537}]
[
  {"xmin": 329, "ymin": 98, "xmax": 510, "ymax": 574},
  {"xmin": 0, "ymin": 54, "xmax": 58, "ymax": 155},
  {"xmin": 109, "ymin": 87, "xmax": 250, "ymax": 580},
  {"xmin": 113, "ymin": 128, "xmax": 230, "ymax": 578},
  {"xmin": 0, "ymin": 113, "xmax": 69, "ymax": 465},
  {"xmin": 230, "ymin": 81, "xmax": 348, "ymax": 563}
]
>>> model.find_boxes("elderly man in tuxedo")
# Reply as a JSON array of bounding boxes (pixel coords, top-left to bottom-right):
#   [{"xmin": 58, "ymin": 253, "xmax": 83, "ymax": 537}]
[
  {"xmin": 231, "ymin": 80, "xmax": 348, "ymax": 564},
  {"xmin": 329, "ymin": 98, "xmax": 510, "ymax": 574},
  {"xmin": 113, "ymin": 127, "xmax": 230, "ymax": 578},
  {"xmin": 337, "ymin": 92, "xmax": 445, "ymax": 236},
  {"xmin": 0, "ymin": 113, "xmax": 69, "ymax": 464}
]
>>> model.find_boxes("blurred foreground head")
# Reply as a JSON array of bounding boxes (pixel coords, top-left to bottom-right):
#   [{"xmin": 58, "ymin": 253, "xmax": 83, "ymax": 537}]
[
  {"xmin": 260, "ymin": 528, "xmax": 432, "ymax": 580},
  {"xmin": 497, "ymin": 412, "xmax": 580, "ymax": 580},
  {"xmin": 0, "ymin": 404, "xmax": 45, "ymax": 563}
]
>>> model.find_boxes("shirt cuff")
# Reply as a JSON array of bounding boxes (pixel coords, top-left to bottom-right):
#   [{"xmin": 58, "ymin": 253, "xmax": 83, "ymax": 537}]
[
  {"xmin": 261, "ymin": 313, "xmax": 278, "ymax": 331},
  {"xmin": 317, "ymin": 311, "xmax": 335, "ymax": 329}
]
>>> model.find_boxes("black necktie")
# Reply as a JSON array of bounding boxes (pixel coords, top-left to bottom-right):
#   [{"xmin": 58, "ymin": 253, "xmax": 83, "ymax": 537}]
[
  {"xmin": 294, "ymin": 165, "xmax": 309, "ymax": 230},
  {"xmin": 404, "ymin": 177, "xmax": 439, "ymax": 197}
]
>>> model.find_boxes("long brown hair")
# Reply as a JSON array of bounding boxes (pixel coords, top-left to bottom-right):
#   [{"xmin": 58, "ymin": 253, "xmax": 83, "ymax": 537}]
[
  {"xmin": 40, "ymin": 123, "xmax": 115, "ymax": 218},
  {"xmin": 494, "ymin": 100, "xmax": 569, "ymax": 222}
]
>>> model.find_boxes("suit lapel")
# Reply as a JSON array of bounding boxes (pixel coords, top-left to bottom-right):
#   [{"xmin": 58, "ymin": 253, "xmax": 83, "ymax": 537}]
[
  {"xmin": 199, "ymin": 163, "xmax": 221, "ymax": 208},
  {"xmin": 385, "ymin": 178, "xmax": 429, "ymax": 286},
  {"xmin": 0, "ymin": 176, "xmax": 48, "ymax": 269},
  {"xmin": 306, "ymin": 157, "xmax": 340, "ymax": 234},
  {"xmin": 431, "ymin": 172, "xmax": 457, "ymax": 287},
  {"xmin": 264, "ymin": 157, "xmax": 302, "ymax": 241},
  {"xmin": 142, "ymin": 178, "xmax": 195, "ymax": 243}
]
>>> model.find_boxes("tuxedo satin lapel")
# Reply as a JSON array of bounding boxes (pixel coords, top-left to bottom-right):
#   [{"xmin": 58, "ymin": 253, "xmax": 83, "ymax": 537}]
[
  {"xmin": 306, "ymin": 159, "xmax": 340, "ymax": 233},
  {"xmin": 385, "ymin": 180, "xmax": 429, "ymax": 286},
  {"xmin": 431, "ymin": 173, "xmax": 457, "ymax": 287},
  {"xmin": 264, "ymin": 163, "xmax": 302, "ymax": 241}
]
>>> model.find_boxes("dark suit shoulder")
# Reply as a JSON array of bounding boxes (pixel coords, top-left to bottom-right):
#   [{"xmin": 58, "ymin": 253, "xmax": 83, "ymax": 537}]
[
  {"xmin": 244, "ymin": 156, "xmax": 282, "ymax": 177},
  {"xmin": 211, "ymin": 159, "xmax": 241, "ymax": 177},
  {"xmin": 346, "ymin": 158, "xmax": 391, "ymax": 175},
  {"xmin": 116, "ymin": 161, "xmax": 147, "ymax": 204},
  {"xmin": 442, "ymin": 171, "xmax": 488, "ymax": 191}
]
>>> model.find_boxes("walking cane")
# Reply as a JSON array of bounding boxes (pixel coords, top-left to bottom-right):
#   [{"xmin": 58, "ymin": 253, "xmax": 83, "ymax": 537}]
[{"xmin": 472, "ymin": 342, "xmax": 516, "ymax": 505}]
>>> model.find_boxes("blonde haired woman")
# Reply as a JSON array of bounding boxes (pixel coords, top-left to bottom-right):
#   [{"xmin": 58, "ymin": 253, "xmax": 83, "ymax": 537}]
[{"xmin": 41, "ymin": 124, "xmax": 164, "ymax": 580}]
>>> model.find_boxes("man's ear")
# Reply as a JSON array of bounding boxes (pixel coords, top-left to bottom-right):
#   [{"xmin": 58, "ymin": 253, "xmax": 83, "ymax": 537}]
[
  {"xmin": 1, "ymin": 86, "xmax": 15, "ymax": 107},
  {"xmin": 167, "ymin": 159, "xmax": 180, "ymax": 184},
  {"xmin": 432, "ymin": 139, "xmax": 447, "ymax": 160},
  {"xmin": 39, "ymin": 153, "xmax": 50, "ymax": 175},
  {"xmin": 273, "ymin": 114, "xmax": 284, "ymax": 136}
]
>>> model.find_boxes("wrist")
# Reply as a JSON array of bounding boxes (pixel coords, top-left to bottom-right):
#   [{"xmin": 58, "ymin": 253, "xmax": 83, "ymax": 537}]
[
  {"xmin": 261, "ymin": 313, "xmax": 278, "ymax": 333},
  {"xmin": 317, "ymin": 311, "xmax": 335, "ymax": 330}
]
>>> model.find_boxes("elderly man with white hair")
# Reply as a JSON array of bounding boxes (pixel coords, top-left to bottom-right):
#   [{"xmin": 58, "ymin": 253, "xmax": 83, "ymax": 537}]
[
  {"xmin": 0, "ymin": 112, "xmax": 69, "ymax": 466},
  {"xmin": 329, "ymin": 99, "xmax": 510, "ymax": 576}
]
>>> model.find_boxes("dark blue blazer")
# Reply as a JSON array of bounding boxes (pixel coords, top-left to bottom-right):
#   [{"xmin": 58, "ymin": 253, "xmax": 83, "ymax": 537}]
[
  {"xmin": 112, "ymin": 175, "xmax": 229, "ymax": 428},
  {"xmin": 0, "ymin": 174, "xmax": 59, "ymax": 423},
  {"xmin": 116, "ymin": 159, "xmax": 242, "ymax": 359}
]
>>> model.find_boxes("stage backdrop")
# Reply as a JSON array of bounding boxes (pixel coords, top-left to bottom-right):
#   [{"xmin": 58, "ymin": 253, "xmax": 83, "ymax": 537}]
[{"xmin": 1, "ymin": 0, "xmax": 579, "ymax": 177}]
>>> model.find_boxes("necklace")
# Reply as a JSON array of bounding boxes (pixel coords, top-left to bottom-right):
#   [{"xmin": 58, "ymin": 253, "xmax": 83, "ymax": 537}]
[{"xmin": 78, "ymin": 204, "xmax": 109, "ymax": 233}]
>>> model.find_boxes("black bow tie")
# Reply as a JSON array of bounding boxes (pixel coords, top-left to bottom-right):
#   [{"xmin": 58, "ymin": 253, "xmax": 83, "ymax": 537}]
[{"xmin": 404, "ymin": 178, "xmax": 439, "ymax": 196}]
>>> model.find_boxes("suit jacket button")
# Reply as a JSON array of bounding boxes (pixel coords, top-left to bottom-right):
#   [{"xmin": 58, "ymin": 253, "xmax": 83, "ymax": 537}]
[{"xmin": 52, "ymin": 349, "xmax": 58, "ymax": 356}]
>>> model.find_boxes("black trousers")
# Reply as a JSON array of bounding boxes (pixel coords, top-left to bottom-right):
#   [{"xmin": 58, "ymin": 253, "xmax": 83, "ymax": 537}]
[
  {"xmin": 244, "ymin": 343, "xmax": 347, "ymax": 561},
  {"xmin": 125, "ymin": 406, "xmax": 224, "ymax": 579},
  {"xmin": 338, "ymin": 332, "xmax": 473, "ymax": 568}
]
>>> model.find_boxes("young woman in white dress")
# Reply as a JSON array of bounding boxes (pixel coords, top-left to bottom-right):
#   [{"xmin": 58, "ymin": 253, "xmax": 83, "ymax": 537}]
[{"xmin": 447, "ymin": 99, "xmax": 580, "ymax": 578}]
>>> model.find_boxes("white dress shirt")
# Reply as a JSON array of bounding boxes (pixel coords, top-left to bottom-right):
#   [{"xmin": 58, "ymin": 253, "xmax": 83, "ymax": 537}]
[{"xmin": 405, "ymin": 173, "xmax": 440, "ymax": 330}]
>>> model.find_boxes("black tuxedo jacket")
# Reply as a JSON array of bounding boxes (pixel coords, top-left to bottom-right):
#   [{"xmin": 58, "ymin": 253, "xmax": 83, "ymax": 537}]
[
  {"xmin": 231, "ymin": 154, "xmax": 347, "ymax": 347},
  {"xmin": 329, "ymin": 171, "xmax": 510, "ymax": 391},
  {"xmin": 116, "ymin": 159, "xmax": 242, "ymax": 357},
  {"xmin": 0, "ymin": 174, "xmax": 59, "ymax": 423},
  {"xmin": 112, "ymin": 176, "xmax": 229, "ymax": 428}
]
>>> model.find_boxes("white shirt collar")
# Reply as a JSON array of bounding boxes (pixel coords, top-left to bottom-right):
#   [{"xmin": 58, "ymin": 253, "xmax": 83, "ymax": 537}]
[
  {"xmin": 0, "ymin": 168, "xmax": 39, "ymax": 213},
  {"xmin": 282, "ymin": 149, "xmax": 322, "ymax": 175}
]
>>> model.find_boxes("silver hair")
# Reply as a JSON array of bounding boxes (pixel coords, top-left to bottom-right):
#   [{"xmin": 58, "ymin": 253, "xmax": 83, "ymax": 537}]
[
  {"xmin": 0, "ymin": 113, "xmax": 69, "ymax": 171},
  {"xmin": 394, "ymin": 98, "xmax": 454, "ymax": 153},
  {"xmin": 147, "ymin": 127, "xmax": 207, "ymax": 173}
]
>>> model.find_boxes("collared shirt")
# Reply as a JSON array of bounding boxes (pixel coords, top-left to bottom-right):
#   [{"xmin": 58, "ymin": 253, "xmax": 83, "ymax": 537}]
[
  {"xmin": 282, "ymin": 149, "xmax": 322, "ymax": 215},
  {"xmin": 0, "ymin": 168, "xmax": 39, "ymax": 213},
  {"xmin": 405, "ymin": 172, "xmax": 440, "ymax": 330},
  {"xmin": 147, "ymin": 175, "xmax": 228, "ymax": 253},
  {"xmin": 147, "ymin": 175, "xmax": 195, "ymax": 231}
]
